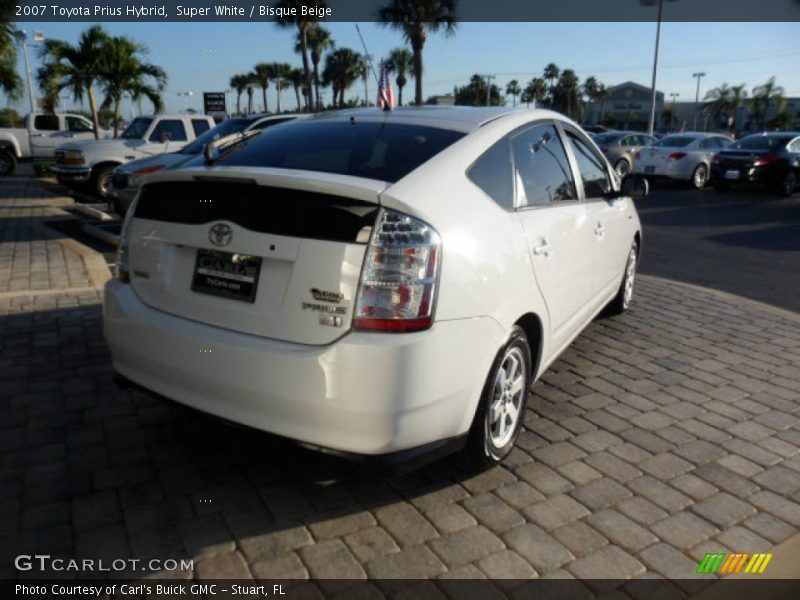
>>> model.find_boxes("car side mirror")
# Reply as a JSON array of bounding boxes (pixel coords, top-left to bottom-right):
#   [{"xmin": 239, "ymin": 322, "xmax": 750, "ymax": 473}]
[
  {"xmin": 159, "ymin": 132, "xmax": 172, "ymax": 143},
  {"xmin": 620, "ymin": 175, "xmax": 649, "ymax": 199}
]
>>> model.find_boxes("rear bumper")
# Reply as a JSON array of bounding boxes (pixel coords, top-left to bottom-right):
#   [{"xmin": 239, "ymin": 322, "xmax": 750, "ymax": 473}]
[
  {"xmin": 51, "ymin": 165, "xmax": 91, "ymax": 183},
  {"xmin": 633, "ymin": 160, "xmax": 693, "ymax": 180},
  {"xmin": 103, "ymin": 280, "xmax": 505, "ymax": 455},
  {"xmin": 709, "ymin": 164, "xmax": 786, "ymax": 186}
]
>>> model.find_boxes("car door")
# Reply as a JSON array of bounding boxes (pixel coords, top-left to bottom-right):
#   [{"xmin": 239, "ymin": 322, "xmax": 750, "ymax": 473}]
[
  {"xmin": 512, "ymin": 121, "xmax": 596, "ymax": 351},
  {"xmin": 144, "ymin": 119, "xmax": 189, "ymax": 155},
  {"xmin": 562, "ymin": 126, "xmax": 631, "ymax": 301},
  {"xmin": 30, "ymin": 114, "xmax": 61, "ymax": 158}
]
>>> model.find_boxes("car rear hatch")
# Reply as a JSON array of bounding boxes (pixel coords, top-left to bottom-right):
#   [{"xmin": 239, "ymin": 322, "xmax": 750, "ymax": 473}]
[
  {"xmin": 127, "ymin": 169, "xmax": 385, "ymax": 345},
  {"xmin": 715, "ymin": 149, "xmax": 768, "ymax": 169}
]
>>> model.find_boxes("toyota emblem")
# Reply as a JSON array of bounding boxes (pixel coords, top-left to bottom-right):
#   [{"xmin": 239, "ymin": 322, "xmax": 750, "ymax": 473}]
[{"xmin": 209, "ymin": 223, "xmax": 233, "ymax": 247}]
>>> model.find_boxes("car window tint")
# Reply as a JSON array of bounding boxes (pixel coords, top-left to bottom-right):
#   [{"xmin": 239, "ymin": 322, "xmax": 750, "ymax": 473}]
[
  {"xmin": 65, "ymin": 117, "xmax": 91, "ymax": 132},
  {"xmin": 642, "ymin": 135, "xmax": 657, "ymax": 146},
  {"xmin": 511, "ymin": 123, "xmax": 577, "ymax": 207},
  {"xmin": 149, "ymin": 120, "xmax": 188, "ymax": 142},
  {"xmin": 191, "ymin": 119, "xmax": 211, "ymax": 136},
  {"xmin": 699, "ymin": 138, "xmax": 719, "ymax": 149},
  {"xmin": 655, "ymin": 135, "xmax": 695, "ymax": 148},
  {"xmin": 566, "ymin": 131, "xmax": 612, "ymax": 198},
  {"xmin": 717, "ymin": 137, "xmax": 732, "ymax": 148},
  {"xmin": 217, "ymin": 120, "xmax": 464, "ymax": 183},
  {"xmin": 34, "ymin": 115, "xmax": 59, "ymax": 131},
  {"xmin": 467, "ymin": 138, "xmax": 514, "ymax": 210},
  {"xmin": 252, "ymin": 117, "xmax": 294, "ymax": 130}
]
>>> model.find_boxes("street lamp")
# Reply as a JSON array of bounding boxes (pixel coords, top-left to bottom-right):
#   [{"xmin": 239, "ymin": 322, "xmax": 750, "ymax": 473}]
[
  {"xmin": 176, "ymin": 91, "xmax": 194, "ymax": 113},
  {"xmin": 641, "ymin": 0, "xmax": 678, "ymax": 136},
  {"xmin": 692, "ymin": 72, "xmax": 706, "ymax": 131},
  {"xmin": 669, "ymin": 92, "xmax": 679, "ymax": 103},
  {"xmin": 18, "ymin": 30, "xmax": 45, "ymax": 114}
]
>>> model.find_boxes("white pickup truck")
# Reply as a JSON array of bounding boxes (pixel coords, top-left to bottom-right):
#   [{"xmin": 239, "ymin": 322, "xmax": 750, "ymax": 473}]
[
  {"xmin": 51, "ymin": 114, "xmax": 215, "ymax": 198},
  {"xmin": 0, "ymin": 112, "xmax": 105, "ymax": 175}
]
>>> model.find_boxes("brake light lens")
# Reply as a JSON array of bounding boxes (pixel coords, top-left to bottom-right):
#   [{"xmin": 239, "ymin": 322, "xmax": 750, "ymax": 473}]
[
  {"xmin": 667, "ymin": 152, "xmax": 687, "ymax": 161},
  {"xmin": 354, "ymin": 209, "xmax": 440, "ymax": 333},
  {"xmin": 754, "ymin": 155, "xmax": 779, "ymax": 167}
]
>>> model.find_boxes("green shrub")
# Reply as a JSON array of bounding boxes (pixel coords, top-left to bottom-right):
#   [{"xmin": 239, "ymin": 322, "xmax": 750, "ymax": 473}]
[{"xmin": 34, "ymin": 161, "xmax": 54, "ymax": 177}]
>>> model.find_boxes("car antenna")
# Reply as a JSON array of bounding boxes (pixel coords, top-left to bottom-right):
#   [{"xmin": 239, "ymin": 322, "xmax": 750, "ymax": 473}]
[{"xmin": 355, "ymin": 24, "xmax": 392, "ymax": 112}]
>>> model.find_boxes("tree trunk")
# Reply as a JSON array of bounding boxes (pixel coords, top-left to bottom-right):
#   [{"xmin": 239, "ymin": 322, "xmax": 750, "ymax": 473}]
[
  {"xmin": 276, "ymin": 81, "xmax": 282, "ymax": 113},
  {"xmin": 262, "ymin": 87, "xmax": 268, "ymax": 113},
  {"xmin": 398, "ymin": 84, "xmax": 404, "ymax": 107},
  {"xmin": 299, "ymin": 25, "xmax": 312, "ymax": 112},
  {"xmin": 293, "ymin": 86, "xmax": 300, "ymax": 112},
  {"xmin": 113, "ymin": 97, "xmax": 121, "ymax": 138},
  {"xmin": 236, "ymin": 93, "xmax": 241, "ymax": 115},
  {"xmin": 87, "ymin": 87, "xmax": 100, "ymax": 139},
  {"xmin": 313, "ymin": 59, "xmax": 321, "ymax": 111},
  {"xmin": 412, "ymin": 25, "xmax": 425, "ymax": 106}
]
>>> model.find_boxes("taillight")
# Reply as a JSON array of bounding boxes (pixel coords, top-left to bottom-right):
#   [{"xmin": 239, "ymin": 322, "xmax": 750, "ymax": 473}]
[
  {"xmin": 754, "ymin": 155, "xmax": 779, "ymax": 167},
  {"xmin": 667, "ymin": 152, "xmax": 687, "ymax": 161},
  {"xmin": 116, "ymin": 194, "xmax": 138, "ymax": 283},
  {"xmin": 354, "ymin": 209, "xmax": 441, "ymax": 333}
]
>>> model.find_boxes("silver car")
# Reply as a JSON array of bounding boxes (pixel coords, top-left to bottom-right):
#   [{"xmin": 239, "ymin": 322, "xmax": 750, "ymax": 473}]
[
  {"xmin": 633, "ymin": 132, "xmax": 733, "ymax": 189},
  {"xmin": 593, "ymin": 131, "xmax": 657, "ymax": 178}
]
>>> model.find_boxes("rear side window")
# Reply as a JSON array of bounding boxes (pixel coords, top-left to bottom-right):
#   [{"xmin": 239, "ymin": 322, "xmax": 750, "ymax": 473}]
[
  {"xmin": 566, "ymin": 131, "xmax": 612, "ymax": 198},
  {"xmin": 217, "ymin": 120, "xmax": 464, "ymax": 183},
  {"xmin": 65, "ymin": 117, "xmax": 91, "ymax": 132},
  {"xmin": 149, "ymin": 120, "xmax": 188, "ymax": 142},
  {"xmin": 191, "ymin": 119, "xmax": 211, "ymax": 136},
  {"xmin": 511, "ymin": 123, "xmax": 577, "ymax": 207},
  {"xmin": 34, "ymin": 115, "xmax": 59, "ymax": 131},
  {"xmin": 252, "ymin": 117, "xmax": 294, "ymax": 130},
  {"xmin": 789, "ymin": 138, "xmax": 800, "ymax": 152},
  {"xmin": 467, "ymin": 139, "xmax": 514, "ymax": 210},
  {"xmin": 699, "ymin": 138, "xmax": 721, "ymax": 149},
  {"xmin": 655, "ymin": 136, "xmax": 695, "ymax": 148}
]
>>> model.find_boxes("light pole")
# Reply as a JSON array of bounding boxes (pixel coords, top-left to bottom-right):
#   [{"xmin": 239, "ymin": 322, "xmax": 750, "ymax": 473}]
[
  {"xmin": 692, "ymin": 72, "xmax": 706, "ymax": 131},
  {"xmin": 18, "ymin": 30, "xmax": 44, "ymax": 114},
  {"xmin": 177, "ymin": 91, "xmax": 194, "ymax": 113},
  {"xmin": 362, "ymin": 55, "xmax": 372, "ymax": 107},
  {"xmin": 641, "ymin": 0, "xmax": 677, "ymax": 136},
  {"xmin": 483, "ymin": 74, "xmax": 496, "ymax": 106}
]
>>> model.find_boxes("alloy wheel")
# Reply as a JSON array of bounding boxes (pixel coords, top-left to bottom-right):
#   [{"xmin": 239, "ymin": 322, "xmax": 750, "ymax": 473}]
[
  {"xmin": 693, "ymin": 164, "xmax": 708, "ymax": 189},
  {"xmin": 487, "ymin": 347, "xmax": 526, "ymax": 448},
  {"xmin": 615, "ymin": 160, "xmax": 630, "ymax": 178},
  {"xmin": 623, "ymin": 245, "xmax": 637, "ymax": 310}
]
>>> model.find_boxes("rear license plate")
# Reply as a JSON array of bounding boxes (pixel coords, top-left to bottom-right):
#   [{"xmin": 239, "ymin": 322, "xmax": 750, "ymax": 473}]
[
  {"xmin": 724, "ymin": 170, "xmax": 740, "ymax": 180},
  {"xmin": 644, "ymin": 166, "xmax": 655, "ymax": 174},
  {"xmin": 191, "ymin": 249, "xmax": 262, "ymax": 303}
]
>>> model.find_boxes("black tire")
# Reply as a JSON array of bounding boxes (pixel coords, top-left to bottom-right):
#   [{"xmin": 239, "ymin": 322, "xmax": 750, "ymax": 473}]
[
  {"xmin": 0, "ymin": 149, "xmax": 17, "ymax": 176},
  {"xmin": 691, "ymin": 164, "xmax": 709, "ymax": 189},
  {"xmin": 606, "ymin": 240, "xmax": 639, "ymax": 316},
  {"xmin": 91, "ymin": 164, "xmax": 115, "ymax": 199},
  {"xmin": 465, "ymin": 326, "xmax": 532, "ymax": 469},
  {"xmin": 778, "ymin": 171, "xmax": 797, "ymax": 197}
]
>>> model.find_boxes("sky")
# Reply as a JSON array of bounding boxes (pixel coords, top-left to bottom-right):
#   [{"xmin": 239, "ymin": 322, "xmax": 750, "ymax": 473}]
[{"xmin": 9, "ymin": 21, "xmax": 800, "ymax": 117}]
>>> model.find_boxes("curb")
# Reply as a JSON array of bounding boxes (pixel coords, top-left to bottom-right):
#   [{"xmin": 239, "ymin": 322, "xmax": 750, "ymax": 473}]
[{"xmin": 640, "ymin": 274, "xmax": 800, "ymax": 325}]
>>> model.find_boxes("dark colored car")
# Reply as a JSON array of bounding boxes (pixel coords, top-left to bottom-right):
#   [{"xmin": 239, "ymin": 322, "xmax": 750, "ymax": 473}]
[
  {"xmin": 710, "ymin": 132, "xmax": 800, "ymax": 196},
  {"xmin": 592, "ymin": 131, "xmax": 657, "ymax": 177}
]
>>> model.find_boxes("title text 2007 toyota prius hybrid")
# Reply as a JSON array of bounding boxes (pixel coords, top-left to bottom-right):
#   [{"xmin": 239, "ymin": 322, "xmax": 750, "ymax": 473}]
[{"xmin": 103, "ymin": 107, "xmax": 646, "ymax": 467}]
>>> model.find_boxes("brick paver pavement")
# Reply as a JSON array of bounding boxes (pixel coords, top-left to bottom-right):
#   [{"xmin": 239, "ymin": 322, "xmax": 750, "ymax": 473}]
[{"xmin": 1, "ymin": 178, "xmax": 799, "ymax": 594}]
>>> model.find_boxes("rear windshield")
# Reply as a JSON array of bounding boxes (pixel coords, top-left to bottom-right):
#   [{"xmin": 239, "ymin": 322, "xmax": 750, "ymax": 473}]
[
  {"xmin": 216, "ymin": 119, "xmax": 465, "ymax": 182},
  {"xmin": 654, "ymin": 135, "xmax": 695, "ymax": 148},
  {"xmin": 732, "ymin": 136, "xmax": 792, "ymax": 151},
  {"xmin": 180, "ymin": 118, "xmax": 254, "ymax": 155},
  {"xmin": 120, "ymin": 117, "xmax": 153, "ymax": 140}
]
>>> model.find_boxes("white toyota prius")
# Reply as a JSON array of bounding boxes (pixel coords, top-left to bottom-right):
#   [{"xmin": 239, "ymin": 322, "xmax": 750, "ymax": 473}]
[{"xmin": 104, "ymin": 107, "xmax": 646, "ymax": 467}]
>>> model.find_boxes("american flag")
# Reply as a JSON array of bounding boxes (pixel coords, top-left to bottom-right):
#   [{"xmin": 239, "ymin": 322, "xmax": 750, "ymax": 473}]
[{"xmin": 377, "ymin": 60, "xmax": 396, "ymax": 110}]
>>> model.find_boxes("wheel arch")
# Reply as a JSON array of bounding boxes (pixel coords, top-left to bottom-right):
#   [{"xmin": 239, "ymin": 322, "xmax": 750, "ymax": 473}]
[{"xmin": 515, "ymin": 312, "xmax": 544, "ymax": 381}]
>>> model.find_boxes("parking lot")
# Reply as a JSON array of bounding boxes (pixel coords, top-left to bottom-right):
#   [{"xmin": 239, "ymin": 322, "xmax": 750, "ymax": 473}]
[{"xmin": 1, "ymin": 176, "xmax": 799, "ymax": 594}]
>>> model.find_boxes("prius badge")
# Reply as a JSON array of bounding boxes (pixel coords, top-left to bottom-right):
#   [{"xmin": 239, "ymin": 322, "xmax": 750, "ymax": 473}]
[{"xmin": 209, "ymin": 223, "xmax": 232, "ymax": 247}]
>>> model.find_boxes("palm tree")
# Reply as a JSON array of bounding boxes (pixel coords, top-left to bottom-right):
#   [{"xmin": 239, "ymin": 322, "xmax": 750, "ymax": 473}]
[
  {"xmin": 246, "ymin": 78, "xmax": 256, "ymax": 114},
  {"xmin": 704, "ymin": 83, "xmax": 732, "ymax": 128},
  {"xmin": 229, "ymin": 74, "xmax": 248, "ymax": 115},
  {"xmin": 543, "ymin": 62, "xmax": 560, "ymax": 106},
  {"xmin": 376, "ymin": 0, "xmax": 458, "ymax": 106},
  {"xmin": 505, "ymin": 79, "xmax": 521, "ymax": 107},
  {"xmin": 322, "ymin": 48, "xmax": 362, "ymax": 107},
  {"xmin": 387, "ymin": 47, "xmax": 413, "ymax": 106},
  {"xmin": 521, "ymin": 77, "xmax": 547, "ymax": 108},
  {"xmin": 552, "ymin": 69, "xmax": 581, "ymax": 120},
  {"xmin": 252, "ymin": 63, "xmax": 273, "ymax": 113},
  {"xmin": 274, "ymin": 0, "xmax": 328, "ymax": 112},
  {"xmin": 1, "ymin": 12, "xmax": 23, "ymax": 101},
  {"xmin": 751, "ymin": 77, "xmax": 785, "ymax": 130},
  {"xmin": 596, "ymin": 84, "xmax": 611, "ymax": 123},
  {"xmin": 303, "ymin": 24, "xmax": 334, "ymax": 111},
  {"xmin": 582, "ymin": 76, "xmax": 600, "ymax": 123},
  {"xmin": 272, "ymin": 62, "xmax": 292, "ymax": 113},
  {"xmin": 98, "ymin": 36, "xmax": 166, "ymax": 137},
  {"xmin": 288, "ymin": 67, "xmax": 306, "ymax": 111},
  {"xmin": 727, "ymin": 84, "xmax": 748, "ymax": 132},
  {"xmin": 37, "ymin": 25, "xmax": 110, "ymax": 138}
]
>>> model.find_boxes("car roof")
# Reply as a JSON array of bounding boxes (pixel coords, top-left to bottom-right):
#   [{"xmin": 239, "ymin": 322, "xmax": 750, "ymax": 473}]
[
  {"xmin": 742, "ymin": 131, "xmax": 800, "ymax": 138},
  {"xmin": 303, "ymin": 106, "xmax": 565, "ymax": 134}
]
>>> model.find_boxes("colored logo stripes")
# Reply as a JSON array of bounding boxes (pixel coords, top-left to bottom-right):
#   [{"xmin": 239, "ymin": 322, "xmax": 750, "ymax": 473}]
[{"xmin": 696, "ymin": 552, "xmax": 773, "ymax": 574}]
